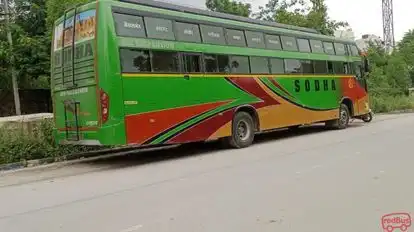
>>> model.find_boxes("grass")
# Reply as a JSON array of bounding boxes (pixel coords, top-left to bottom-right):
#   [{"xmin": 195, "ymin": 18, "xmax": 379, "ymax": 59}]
[{"xmin": 370, "ymin": 94, "xmax": 414, "ymax": 113}]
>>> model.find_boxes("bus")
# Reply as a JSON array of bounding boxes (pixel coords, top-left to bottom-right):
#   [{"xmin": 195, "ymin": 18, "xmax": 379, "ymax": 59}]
[{"xmin": 51, "ymin": 0, "xmax": 372, "ymax": 149}]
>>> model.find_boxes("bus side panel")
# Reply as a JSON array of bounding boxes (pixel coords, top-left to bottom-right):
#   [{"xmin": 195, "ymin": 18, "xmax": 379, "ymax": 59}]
[
  {"xmin": 256, "ymin": 75, "xmax": 342, "ymax": 129},
  {"xmin": 166, "ymin": 75, "xmax": 342, "ymax": 143},
  {"xmin": 121, "ymin": 75, "xmax": 259, "ymax": 146},
  {"xmin": 121, "ymin": 74, "xmax": 345, "ymax": 146}
]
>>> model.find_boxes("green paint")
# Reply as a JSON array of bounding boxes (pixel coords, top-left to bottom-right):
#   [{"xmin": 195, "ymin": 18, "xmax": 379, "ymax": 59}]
[
  {"xmin": 122, "ymin": 77, "xmax": 259, "ymax": 115},
  {"xmin": 118, "ymin": 37, "xmax": 360, "ymax": 63}
]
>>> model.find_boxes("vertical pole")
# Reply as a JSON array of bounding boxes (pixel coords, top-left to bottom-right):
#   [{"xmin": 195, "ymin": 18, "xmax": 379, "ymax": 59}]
[{"xmin": 3, "ymin": 0, "xmax": 21, "ymax": 115}]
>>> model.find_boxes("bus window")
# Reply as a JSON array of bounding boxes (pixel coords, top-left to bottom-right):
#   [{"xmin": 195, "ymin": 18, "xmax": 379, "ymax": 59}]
[
  {"xmin": 297, "ymin": 39, "xmax": 311, "ymax": 52},
  {"xmin": 265, "ymin": 34, "xmax": 282, "ymax": 50},
  {"xmin": 120, "ymin": 48, "xmax": 151, "ymax": 73},
  {"xmin": 204, "ymin": 54, "xmax": 218, "ymax": 73},
  {"xmin": 182, "ymin": 53, "xmax": 202, "ymax": 73},
  {"xmin": 334, "ymin": 43, "xmax": 346, "ymax": 55},
  {"xmin": 249, "ymin": 56, "xmax": 269, "ymax": 74},
  {"xmin": 284, "ymin": 59, "xmax": 301, "ymax": 73},
  {"xmin": 333, "ymin": 61, "xmax": 345, "ymax": 74},
  {"xmin": 281, "ymin": 36, "xmax": 298, "ymax": 51},
  {"xmin": 113, "ymin": 13, "xmax": 146, "ymax": 38},
  {"xmin": 144, "ymin": 17, "xmax": 175, "ymax": 41},
  {"xmin": 174, "ymin": 22, "xmax": 201, "ymax": 43},
  {"xmin": 151, "ymin": 51, "xmax": 179, "ymax": 72},
  {"xmin": 323, "ymin": 42, "xmax": 335, "ymax": 55},
  {"xmin": 225, "ymin": 29, "xmax": 247, "ymax": 47},
  {"xmin": 310, "ymin": 40, "xmax": 324, "ymax": 53},
  {"xmin": 229, "ymin": 56, "xmax": 250, "ymax": 73},
  {"xmin": 313, "ymin": 60, "xmax": 328, "ymax": 74},
  {"xmin": 217, "ymin": 55, "xmax": 230, "ymax": 73},
  {"xmin": 245, "ymin": 31, "xmax": 265, "ymax": 49},
  {"xmin": 269, "ymin": 58, "xmax": 285, "ymax": 74},
  {"xmin": 300, "ymin": 60, "xmax": 314, "ymax": 74},
  {"xmin": 200, "ymin": 25, "xmax": 226, "ymax": 45}
]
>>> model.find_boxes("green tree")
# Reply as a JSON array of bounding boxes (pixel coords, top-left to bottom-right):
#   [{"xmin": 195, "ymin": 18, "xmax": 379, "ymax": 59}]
[
  {"xmin": 0, "ymin": 0, "xmax": 50, "ymax": 89},
  {"xmin": 396, "ymin": 29, "xmax": 414, "ymax": 86},
  {"xmin": 206, "ymin": 0, "xmax": 251, "ymax": 17},
  {"xmin": 254, "ymin": 0, "xmax": 348, "ymax": 35}
]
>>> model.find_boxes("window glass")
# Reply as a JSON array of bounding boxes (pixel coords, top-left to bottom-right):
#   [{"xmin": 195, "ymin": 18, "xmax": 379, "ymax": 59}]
[
  {"xmin": 265, "ymin": 34, "xmax": 282, "ymax": 50},
  {"xmin": 313, "ymin": 60, "xmax": 328, "ymax": 74},
  {"xmin": 350, "ymin": 45, "xmax": 359, "ymax": 56},
  {"xmin": 230, "ymin": 56, "xmax": 250, "ymax": 73},
  {"xmin": 301, "ymin": 60, "xmax": 314, "ymax": 73},
  {"xmin": 333, "ymin": 61, "xmax": 345, "ymax": 74},
  {"xmin": 151, "ymin": 51, "xmax": 179, "ymax": 72},
  {"xmin": 310, "ymin": 40, "xmax": 324, "ymax": 53},
  {"xmin": 144, "ymin": 17, "xmax": 175, "ymax": 40},
  {"xmin": 120, "ymin": 48, "xmax": 150, "ymax": 72},
  {"xmin": 284, "ymin": 59, "xmax": 301, "ymax": 73},
  {"xmin": 353, "ymin": 61, "xmax": 363, "ymax": 78},
  {"xmin": 200, "ymin": 25, "xmax": 226, "ymax": 45},
  {"xmin": 218, "ymin": 55, "xmax": 230, "ymax": 72},
  {"xmin": 323, "ymin": 42, "xmax": 335, "ymax": 55},
  {"xmin": 174, "ymin": 22, "xmax": 201, "ymax": 43},
  {"xmin": 281, "ymin": 36, "xmax": 298, "ymax": 51},
  {"xmin": 249, "ymin": 56, "xmax": 269, "ymax": 74},
  {"xmin": 183, "ymin": 54, "xmax": 201, "ymax": 73},
  {"xmin": 113, "ymin": 13, "xmax": 146, "ymax": 38},
  {"xmin": 270, "ymin": 58, "xmax": 285, "ymax": 74},
  {"xmin": 297, "ymin": 38, "xmax": 311, "ymax": 52},
  {"xmin": 245, "ymin": 31, "xmax": 265, "ymax": 48},
  {"xmin": 204, "ymin": 54, "xmax": 218, "ymax": 73},
  {"xmin": 226, "ymin": 29, "xmax": 246, "ymax": 47},
  {"xmin": 334, "ymin": 43, "xmax": 346, "ymax": 55}
]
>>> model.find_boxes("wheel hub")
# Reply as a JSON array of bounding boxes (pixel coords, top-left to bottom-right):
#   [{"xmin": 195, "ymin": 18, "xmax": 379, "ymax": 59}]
[{"xmin": 237, "ymin": 120, "xmax": 250, "ymax": 141}]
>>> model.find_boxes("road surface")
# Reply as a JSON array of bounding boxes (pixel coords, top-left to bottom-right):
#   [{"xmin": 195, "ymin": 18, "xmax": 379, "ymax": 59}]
[{"xmin": 0, "ymin": 114, "xmax": 413, "ymax": 232}]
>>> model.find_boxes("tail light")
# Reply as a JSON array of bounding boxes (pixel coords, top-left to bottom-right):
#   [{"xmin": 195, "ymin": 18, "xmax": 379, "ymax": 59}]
[{"xmin": 100, "ymin": 89, "xmax": 109, "ymax": 124}]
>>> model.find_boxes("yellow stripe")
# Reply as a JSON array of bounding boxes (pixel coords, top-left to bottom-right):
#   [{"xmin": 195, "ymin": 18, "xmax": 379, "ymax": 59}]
[{"xmin": 122, "ymin": 73, "xmax": 353, "ymax": 79}]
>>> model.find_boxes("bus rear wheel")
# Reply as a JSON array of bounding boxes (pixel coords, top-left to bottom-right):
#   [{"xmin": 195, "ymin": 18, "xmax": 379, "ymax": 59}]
[{"xmin": 226, "ymin": 111, "xmax": 255, "ymax": 149}]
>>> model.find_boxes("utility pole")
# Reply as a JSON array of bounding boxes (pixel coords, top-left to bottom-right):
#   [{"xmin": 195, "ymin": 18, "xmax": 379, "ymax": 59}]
[
  {"xmin": 382, "ymin": 0, "xmax": 395, "ymax": 54},
  {"xmin": 2, "ymin": 0, "xmax": 21, "ymax": 115}
]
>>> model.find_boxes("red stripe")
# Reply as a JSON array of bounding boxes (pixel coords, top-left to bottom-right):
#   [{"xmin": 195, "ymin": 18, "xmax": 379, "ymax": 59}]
[
  {"xmin": 227, "ymin": 77, "xmax": 279, "ymax": 108},
  {"xmin": 168, "ymin": 109, "xmax": 234, "ymax": 144},
  {"xmin": 125, "ymin": 101, "xmax": 230, "ymax": 145}
]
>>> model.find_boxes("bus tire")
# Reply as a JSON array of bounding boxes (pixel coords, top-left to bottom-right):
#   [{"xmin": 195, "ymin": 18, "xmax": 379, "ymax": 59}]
[
  {"xmin": 326, "ymin": 103, "xmax": 350, "ymax": 129},
  {"xmin": 226, "ymin": 111, "xmax": 255, "ymax": 149}
]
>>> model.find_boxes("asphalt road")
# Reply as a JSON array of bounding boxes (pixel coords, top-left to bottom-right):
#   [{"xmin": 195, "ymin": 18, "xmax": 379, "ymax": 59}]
[{"xmin": 0, "ymin": 113, "xmax": 413, "ymax": 232}]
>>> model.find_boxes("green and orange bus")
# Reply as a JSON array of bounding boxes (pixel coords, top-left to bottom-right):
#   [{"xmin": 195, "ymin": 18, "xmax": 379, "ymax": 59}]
[{"xmin": 51, "ymin": 0, "xmax": 372, "ymax": 148}]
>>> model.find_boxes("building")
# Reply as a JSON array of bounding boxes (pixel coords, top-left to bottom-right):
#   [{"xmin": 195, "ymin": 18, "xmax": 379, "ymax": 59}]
[{"xmin": 355, "ymin": 34, "xmax": 383, "ymax": 51}]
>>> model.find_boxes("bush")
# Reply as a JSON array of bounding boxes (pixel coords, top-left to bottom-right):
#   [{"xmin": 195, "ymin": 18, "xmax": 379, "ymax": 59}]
[
  {"xmin": 0, "ymin": 119, "xmax": 96, "ymax": 165},
  {"xmin": 370, "ymin": 94, "xmax": 414, "ymax": 113}
]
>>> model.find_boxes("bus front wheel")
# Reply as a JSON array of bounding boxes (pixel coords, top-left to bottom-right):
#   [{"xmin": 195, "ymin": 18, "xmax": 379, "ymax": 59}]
[
  {"xmin": 226, "ymin": 112, "xmax": 255, "ymax": 149},
  {"xmin": 326, "ymin": 103, "xmax": 350, "ymax": 129}
]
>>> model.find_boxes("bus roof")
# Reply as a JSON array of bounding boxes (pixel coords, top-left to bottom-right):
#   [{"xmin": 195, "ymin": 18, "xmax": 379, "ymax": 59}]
[{"xmin": 119, "ymin": 0, "xmax": 320, "ymax": 34}]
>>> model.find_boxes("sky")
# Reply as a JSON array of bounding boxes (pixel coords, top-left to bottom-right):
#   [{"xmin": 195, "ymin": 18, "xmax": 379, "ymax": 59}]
[{"xmin": 161, "ymin": 0, "xmax": 413, "ymax": 42}]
